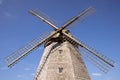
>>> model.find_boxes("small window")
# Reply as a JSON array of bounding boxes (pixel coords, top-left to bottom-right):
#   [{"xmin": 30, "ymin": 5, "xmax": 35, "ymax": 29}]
[
  {"xmin": 59, "ymin": 67, "xmax": 63, "ymax": 73},
  {"xmin": 59, "ymin": 49, "xmax": 63, "ymax": 54}
]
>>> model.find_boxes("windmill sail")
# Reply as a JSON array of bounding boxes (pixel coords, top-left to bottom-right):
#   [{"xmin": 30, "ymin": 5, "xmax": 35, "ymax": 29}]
[
  {"xmin": 78, "ymin": 40, "xmax": 114, "ymax": 68},
  {"xmin": 62, "ymin": 32, "xmax": 114, "ymax": 72},
  {"xmin": 29, "ymin": 10, "xmax": 59, "ymax": 30},
  {"xmin": 61, "ymin": 6, "xmax": 95, "ymax": 29},
  {"xmin": 80, "ymin": 47, "xmax": 113, "ymax": 73},
  {"xmin": 5, "ymin": 32, "xmax": 51, "ymax": 67}
]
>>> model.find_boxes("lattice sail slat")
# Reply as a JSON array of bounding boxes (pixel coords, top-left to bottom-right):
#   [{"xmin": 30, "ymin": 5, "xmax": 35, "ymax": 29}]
[
  {"xmin": 5, "ymin": 32, "xmax": 50, "ymax": 67},
  {"xmin": 80, "ymin": 47, "xmax": 113, "ymax": 73}
]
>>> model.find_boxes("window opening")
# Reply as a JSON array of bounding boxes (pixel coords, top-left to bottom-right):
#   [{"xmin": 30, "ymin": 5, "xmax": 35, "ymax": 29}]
[
  {"xmin": 59, "ymin": 49, "xmax": 63, "ymax": 54},
  {"xmin": 59, "ymin": 67, "xmax": 63, "ymax": 73}
]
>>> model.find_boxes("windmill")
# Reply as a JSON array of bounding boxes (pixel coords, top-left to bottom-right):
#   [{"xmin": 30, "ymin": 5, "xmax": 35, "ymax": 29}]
[{"xmin": 5, "ymin": 7, "xmax": 115, "ymax": 80}]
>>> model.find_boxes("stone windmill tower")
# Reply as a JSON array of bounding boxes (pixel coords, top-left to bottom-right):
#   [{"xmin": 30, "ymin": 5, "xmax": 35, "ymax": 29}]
[{"xmin": 5, "ymin": 7, "xmax": 115, "ymax": 80}]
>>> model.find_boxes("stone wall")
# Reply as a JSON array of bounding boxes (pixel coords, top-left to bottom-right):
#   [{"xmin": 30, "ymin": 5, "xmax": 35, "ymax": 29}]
[{"xmin": 34, "ymin": 41, "xmax": 90, "ymax": 80}]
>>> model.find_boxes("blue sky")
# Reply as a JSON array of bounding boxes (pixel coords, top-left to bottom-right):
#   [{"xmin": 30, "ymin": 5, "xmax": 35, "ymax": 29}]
[{"xmin": 0, "ymin": 0, "xmax": 120, "ymax": 80}]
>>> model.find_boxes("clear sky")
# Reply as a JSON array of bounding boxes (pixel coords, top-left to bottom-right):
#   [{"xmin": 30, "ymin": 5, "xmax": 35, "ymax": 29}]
[{"xmin": 0, "ymin": 0, "xmax": 120, "ymax": 80}]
